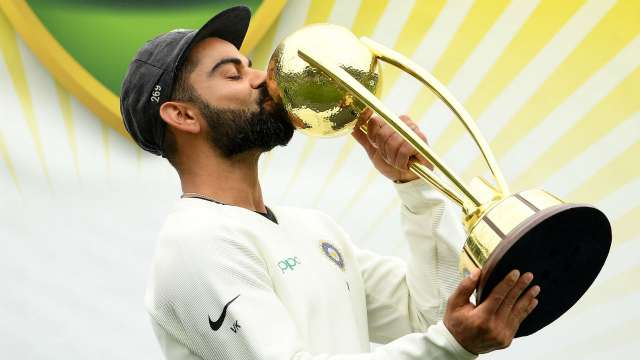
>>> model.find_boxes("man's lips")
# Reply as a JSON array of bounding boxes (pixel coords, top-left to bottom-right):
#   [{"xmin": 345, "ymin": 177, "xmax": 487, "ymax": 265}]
[{"xmin": 261, "ymin": 95, "xmax": 277, "ymax": 109}]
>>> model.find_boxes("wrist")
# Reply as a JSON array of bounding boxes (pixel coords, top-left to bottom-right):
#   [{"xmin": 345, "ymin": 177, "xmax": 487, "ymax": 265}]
[
  {"xmin": 443, "ymin": 318, "xmax": 478, "ymax": 356},
  {"xmin": 436, "ymin": 320, "xmax": 479, "ymax": 359}
]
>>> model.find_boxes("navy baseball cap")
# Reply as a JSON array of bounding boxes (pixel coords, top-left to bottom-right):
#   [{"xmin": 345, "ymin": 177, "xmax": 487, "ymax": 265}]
[{"xmin": 120, "ymin": 6, "xmax": 251, "ymax": 156}]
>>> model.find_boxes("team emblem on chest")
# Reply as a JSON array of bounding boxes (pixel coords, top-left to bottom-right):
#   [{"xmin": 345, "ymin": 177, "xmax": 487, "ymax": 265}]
[{"xmin": 320, "ymin": 241, "xmax": 345, "ymax": 271}]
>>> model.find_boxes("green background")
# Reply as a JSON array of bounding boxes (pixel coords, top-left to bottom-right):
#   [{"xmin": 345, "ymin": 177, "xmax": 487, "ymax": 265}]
[{"xmin": 27, "ymin": 0, "xmax": 261, "ymax": 95}]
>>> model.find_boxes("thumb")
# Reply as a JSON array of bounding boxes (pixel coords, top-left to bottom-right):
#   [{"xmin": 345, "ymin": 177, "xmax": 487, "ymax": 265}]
[
  {"xmin": 352, "ymin": 126, "xmax": 376, "ymax": 159},
  {"xmin": 448, "ymin": 269, "xmax": 480, "ymax": 309}
]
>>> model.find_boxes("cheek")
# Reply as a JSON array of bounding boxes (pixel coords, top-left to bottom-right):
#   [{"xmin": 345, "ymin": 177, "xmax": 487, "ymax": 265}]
[{"xmin": 207, "ymin": 82, "xmax": 258, "ymax": 109}]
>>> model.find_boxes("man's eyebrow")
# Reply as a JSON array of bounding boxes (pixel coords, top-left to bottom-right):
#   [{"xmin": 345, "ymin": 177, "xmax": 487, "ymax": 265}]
[{"xmin": 209, "ymin": 57, "xmax": 253, "ymax": 75}]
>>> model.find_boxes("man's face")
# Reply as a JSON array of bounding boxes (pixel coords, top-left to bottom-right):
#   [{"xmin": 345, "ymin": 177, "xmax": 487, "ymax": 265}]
[
  {"xmin": 183, "ymin": 37, "xmax": 293, "ymax": 157},
  {"xmin": 188, "ymin": 37, "xmax": 263, "ymax": 111}
]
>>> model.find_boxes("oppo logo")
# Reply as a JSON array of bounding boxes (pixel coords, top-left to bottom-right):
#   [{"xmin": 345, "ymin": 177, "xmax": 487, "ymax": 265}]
[{"xmin": 277, "ymin": 257, "xmax": 301, "ymax": 273}]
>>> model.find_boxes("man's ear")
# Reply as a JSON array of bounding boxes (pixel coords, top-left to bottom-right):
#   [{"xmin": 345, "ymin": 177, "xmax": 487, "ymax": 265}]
[{"xmin": 159, "ymin": 101, "xmax": 201, "ymax": 134}]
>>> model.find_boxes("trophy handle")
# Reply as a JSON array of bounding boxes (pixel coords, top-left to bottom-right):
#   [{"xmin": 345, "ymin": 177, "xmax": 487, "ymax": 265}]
[
  {"xmin": 360, "ymin": 37, "xmax": 510, "ymax": 197},
  {"xmin": 297, "ymin": 49, "xmax": 480, "ymax": 213},
  {"xmin": 297, "ymin": 36, "xmax": 513, "ymax": 213}
]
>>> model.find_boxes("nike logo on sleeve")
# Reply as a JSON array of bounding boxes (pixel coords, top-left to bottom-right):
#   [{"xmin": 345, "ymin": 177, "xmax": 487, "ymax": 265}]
[{"xmin": 208, "ymin": 294, "xmax": 240, "ymax": 331}]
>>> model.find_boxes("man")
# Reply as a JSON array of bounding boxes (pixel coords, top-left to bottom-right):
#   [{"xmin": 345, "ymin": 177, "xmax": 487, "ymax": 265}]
[{"xmin": 120, "ymin": 6, "xmax": 539, "ymax": 360}]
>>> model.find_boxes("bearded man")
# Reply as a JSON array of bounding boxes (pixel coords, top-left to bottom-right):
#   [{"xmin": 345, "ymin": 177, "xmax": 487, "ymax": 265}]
[{"xmin": 120, "ymin": 6, "xmax": 539, "ymax": 360}]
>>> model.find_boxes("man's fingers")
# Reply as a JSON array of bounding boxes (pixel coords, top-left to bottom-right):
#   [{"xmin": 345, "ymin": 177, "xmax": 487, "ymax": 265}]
[
  {"xmin": 395, "ymin": 143, "xmax": 416, "ymax": 170},
  {"xmin": 479, "ymin": 270, "xmax": 520, "ymax": 315},
  {"xmin": 398, "ymin": 115, "xmax": 434, "ymax": 170},
  {"xmin": 366, "ymin": 116, "xmax": 382, "ymax": 148},
  {"xmin": 374, "ymin": 126, "xmax": 396, "ymax": 160},
  {"xmin": 362, "ymin": 114, "xmax": 435, "ymax": 172},
  {"xmin": 448, "ymin": 269, "xmax": 481, "ymax": 309},
  {"xmin": 510, "ymin": 286, "xmax": 540, "ymax": 327},
  {"xmin": 399, "ymin": 115, "xmax": 429, "ymax": 143},
  {"xmin": 384, "ymin": 133, "xmax": 406, "ymax": 168},
  {"xmin": 352, "ymin": 125, "xmax": 376, "ymax": 158},
  {"xmin": 368, "ymin": 116, "xmax": 391, "ymax": 144},
  {"xmin": 355, "ymin": 108, "xmax": 373, "ymax": 126},
  {"xmin": 497, "ymin": 272, "xmax": 534, "ymax": 319},
  {"xmin": 383, "ymin": 115, "xmax": 424, "ymax": 170}
]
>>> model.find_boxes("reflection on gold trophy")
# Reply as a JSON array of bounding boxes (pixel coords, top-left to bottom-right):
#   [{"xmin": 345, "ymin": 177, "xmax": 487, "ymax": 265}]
[{"xmin": 266, "ymin": 24, "xmax": 612, "ymax": 337}]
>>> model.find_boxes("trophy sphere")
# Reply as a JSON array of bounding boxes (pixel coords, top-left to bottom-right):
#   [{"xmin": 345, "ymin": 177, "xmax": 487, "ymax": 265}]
[{"xmin": 266, "ymin": 23, "xmax": 380, "ymax": 137}]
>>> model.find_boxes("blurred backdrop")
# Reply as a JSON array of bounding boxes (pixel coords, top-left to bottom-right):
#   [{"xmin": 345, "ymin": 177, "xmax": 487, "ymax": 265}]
[{"xmin": 0, "ymin": 0, "xmax": 638, "ymax": 358}]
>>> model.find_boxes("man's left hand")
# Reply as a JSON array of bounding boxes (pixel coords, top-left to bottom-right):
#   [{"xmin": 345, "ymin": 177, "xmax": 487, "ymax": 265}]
[{"xmin": 352, "ymin": 111, "xmax": 433, "ymax": 183}]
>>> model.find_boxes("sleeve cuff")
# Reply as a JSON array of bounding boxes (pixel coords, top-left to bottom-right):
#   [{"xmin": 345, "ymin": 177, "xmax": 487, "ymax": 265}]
[
  {"xmin": 393, "ymin": 179, "xmax": 446, "ymax": 213},
  {"xmin": 433, "ymin": 321, "xmax": 478, "ymax": 360}
]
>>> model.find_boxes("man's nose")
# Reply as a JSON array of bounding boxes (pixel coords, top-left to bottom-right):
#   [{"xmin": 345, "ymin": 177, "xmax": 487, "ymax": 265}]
[{"xmin": 250, "ymin": 69, "xmax": 267, "ymax": 89}]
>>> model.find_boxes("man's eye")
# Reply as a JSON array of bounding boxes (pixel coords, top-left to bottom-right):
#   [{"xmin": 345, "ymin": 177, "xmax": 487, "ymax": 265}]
[{"xmin": 227, "ymin": 75, "xmax": 242, "ymax": 80}]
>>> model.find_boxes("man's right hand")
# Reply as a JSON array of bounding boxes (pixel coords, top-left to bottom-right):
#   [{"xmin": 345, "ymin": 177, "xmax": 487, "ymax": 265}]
[{"xmin": 443, "ymin": 269, "xmax": 540, "ymax": 355}]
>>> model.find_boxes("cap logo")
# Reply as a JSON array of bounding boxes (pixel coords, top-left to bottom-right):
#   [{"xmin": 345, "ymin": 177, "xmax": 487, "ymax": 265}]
[{"xmin": 150, "ymin": 84, "xmax": 162, "ymax": 103}]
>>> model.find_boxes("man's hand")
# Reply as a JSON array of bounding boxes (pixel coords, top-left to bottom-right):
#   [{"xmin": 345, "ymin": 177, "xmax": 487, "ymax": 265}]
[
  {"xmin": 444, "ymin": 269, "xmax": 540, "ymax": 355},
  {"xmin": 352, "ymin": 111, "xmax": 433, "ymax": 183}
]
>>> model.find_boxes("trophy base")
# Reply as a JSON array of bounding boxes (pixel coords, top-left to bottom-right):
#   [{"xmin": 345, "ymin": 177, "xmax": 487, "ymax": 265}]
[{"xmin": 476, "ymin": 203, "xmax": 611, "ymax": 337}]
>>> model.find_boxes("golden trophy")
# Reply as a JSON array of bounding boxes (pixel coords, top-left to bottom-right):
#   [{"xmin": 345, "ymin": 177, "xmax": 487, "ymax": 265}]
[{"xmin": 266, "ymin": 24, "xmax": 612, "ymax": 337}]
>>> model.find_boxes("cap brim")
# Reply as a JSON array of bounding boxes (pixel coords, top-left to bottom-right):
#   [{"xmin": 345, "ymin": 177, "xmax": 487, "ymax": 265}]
[{"xmin": 176, "ymin": 6, "xmax": 251, "ymax": 68}]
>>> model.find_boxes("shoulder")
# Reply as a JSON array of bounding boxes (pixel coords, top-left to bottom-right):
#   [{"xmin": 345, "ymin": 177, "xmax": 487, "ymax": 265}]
[
  {"xmin": 149, "ymin": 199, "xmax": 265, "ymax": 282},
  {"xmin": 273, "ymin": 205, "xmax": 354, "ymax": 254},
  {"xmin": 273, "ymin": 205, "xmax": 342, "ymax": 230},
  {"xmin": 158, "ymin": 199, "xmax": 264, "ymax": 251},
  {"xmin": 145, "ymin": 201, "xmax": 268, "ymax": 309}
]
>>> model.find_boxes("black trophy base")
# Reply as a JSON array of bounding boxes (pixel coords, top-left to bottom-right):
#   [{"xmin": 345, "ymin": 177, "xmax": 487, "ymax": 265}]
[{"xmin": 476, "ymin": 204, "xmax": 611, "ymax": 337}]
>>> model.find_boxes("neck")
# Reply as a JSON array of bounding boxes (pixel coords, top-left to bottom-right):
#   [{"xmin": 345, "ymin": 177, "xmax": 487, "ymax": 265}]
[{"xmin": 177, "ymin": 147, "xmax": 266, "ymax": 213}]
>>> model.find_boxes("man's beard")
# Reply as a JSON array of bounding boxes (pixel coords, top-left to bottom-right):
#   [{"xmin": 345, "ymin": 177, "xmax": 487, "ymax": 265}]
[{"xmin": 194, "ymin": 88, "xmax": 294, "ymax": 158}]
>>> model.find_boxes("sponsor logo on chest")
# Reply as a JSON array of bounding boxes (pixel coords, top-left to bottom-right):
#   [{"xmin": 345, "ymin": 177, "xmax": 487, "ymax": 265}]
[{"xmin": 277, "ymin": 256, "xmax": 301, "ymax": 273}]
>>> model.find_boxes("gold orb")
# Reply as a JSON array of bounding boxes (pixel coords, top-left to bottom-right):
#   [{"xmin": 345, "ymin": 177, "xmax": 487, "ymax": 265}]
[{"xmin": 266, "ymin": 23, "xmax": 380, "ymax": 137}]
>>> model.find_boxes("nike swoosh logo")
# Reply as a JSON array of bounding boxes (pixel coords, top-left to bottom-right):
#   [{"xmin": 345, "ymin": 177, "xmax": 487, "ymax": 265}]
[{"xmin": 208, "ymin": 294, "xmax": 240, "ymax": 331}]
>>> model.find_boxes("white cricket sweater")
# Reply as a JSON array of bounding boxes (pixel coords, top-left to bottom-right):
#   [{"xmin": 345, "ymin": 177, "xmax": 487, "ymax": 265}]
[{"xmin": 145, "ymin": 180, "xmax": 477, "ymax": 360}]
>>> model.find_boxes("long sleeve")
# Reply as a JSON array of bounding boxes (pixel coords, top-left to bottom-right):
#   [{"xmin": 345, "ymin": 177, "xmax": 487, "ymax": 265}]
[
  {"xmin": 398, "ymin": 179, "xmax": 467, "ymax": 323},
  {"xmin": 353, "ymin": 179, "xmax": 466, "ymax": 344},
  {"xmin": 145, "ymin": 209, "xmax": 475, "ymax": 360}
]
